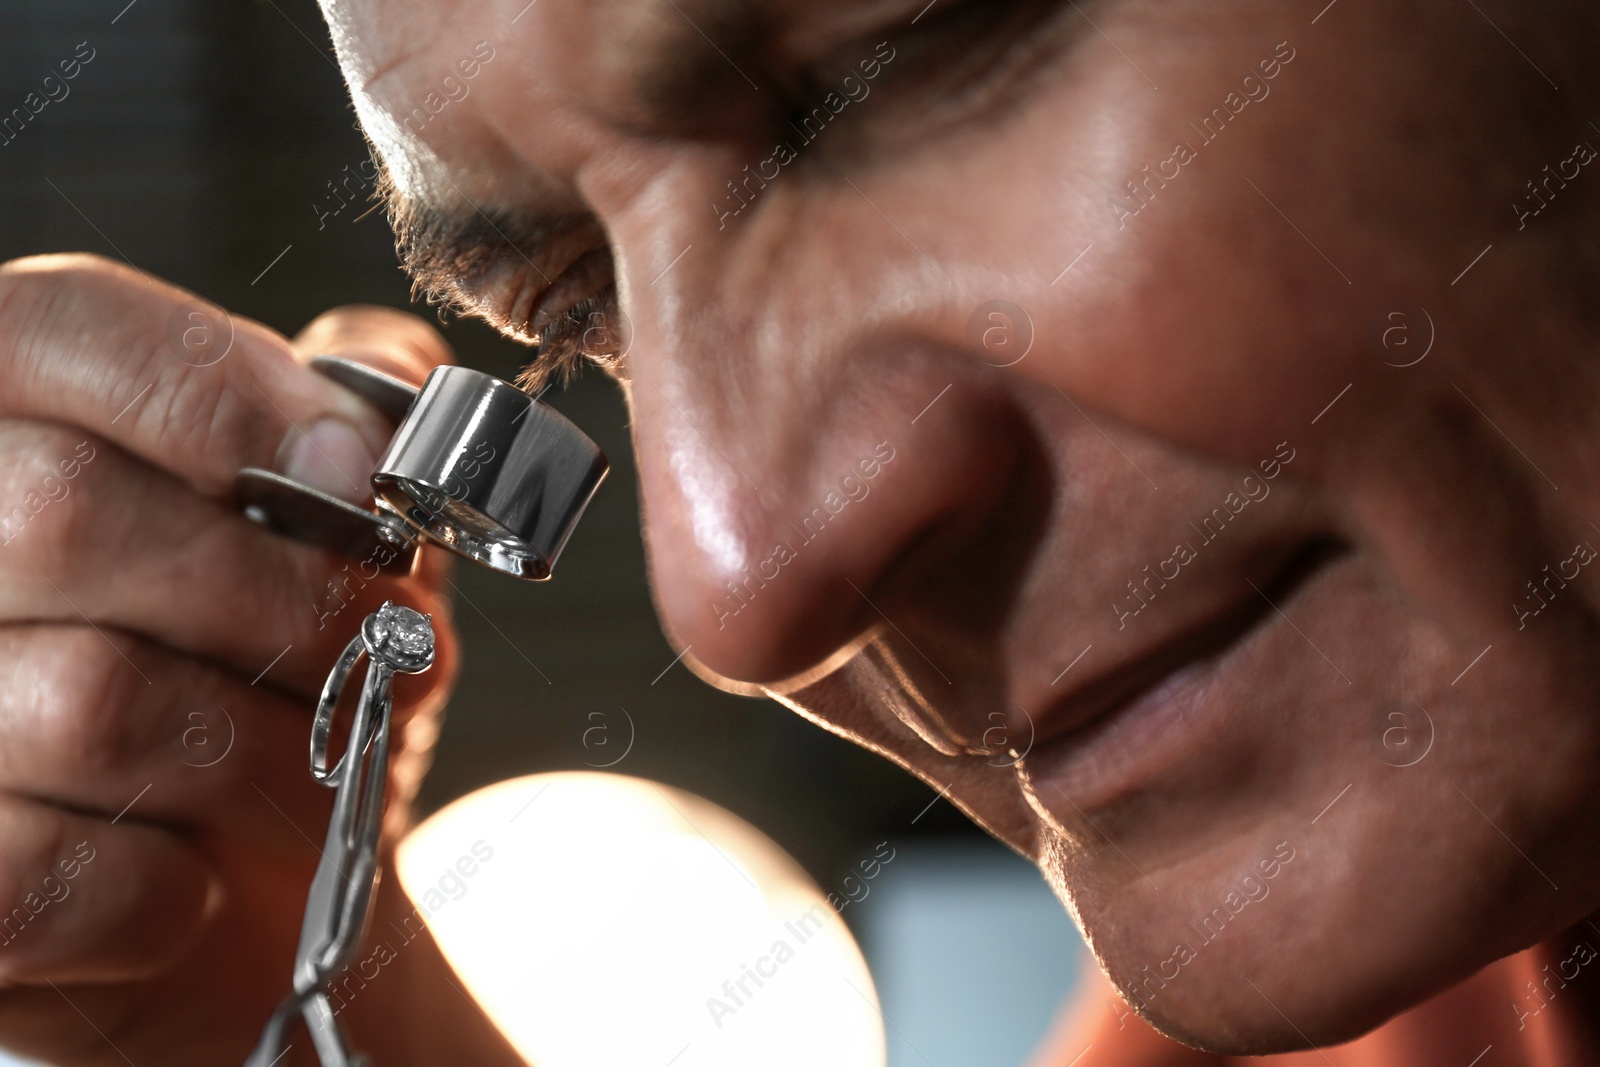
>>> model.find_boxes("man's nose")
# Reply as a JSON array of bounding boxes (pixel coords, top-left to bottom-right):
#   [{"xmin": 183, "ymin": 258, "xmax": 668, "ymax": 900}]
[{"xmin": 630, "ymin": 324, "xmax": 1035, "ymax": 689}]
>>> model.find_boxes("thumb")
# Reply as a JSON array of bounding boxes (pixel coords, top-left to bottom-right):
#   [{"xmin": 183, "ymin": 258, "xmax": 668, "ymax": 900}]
[
  {"xmin": 291, "ymin": 304, "xmax": 457, "ymax": 388},
  {"xmin": 290, "ymin": 305, "xmax": 461, "ymax": 603},
  {"xmin": 282, "ymin": 305, "xmax": 456, "ymax": 506}
]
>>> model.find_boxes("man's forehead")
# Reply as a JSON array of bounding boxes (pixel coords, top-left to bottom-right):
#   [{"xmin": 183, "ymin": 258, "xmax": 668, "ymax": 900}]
[
  {"xmin": 325, "ymin": 0, "xmax": 924, "ymax": 122},
  {"xmin": 325, "ymin": 0, "xmax": 725, "ymax": 100}
]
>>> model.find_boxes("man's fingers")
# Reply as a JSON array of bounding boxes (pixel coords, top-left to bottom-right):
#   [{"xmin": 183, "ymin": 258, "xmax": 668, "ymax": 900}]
[
  {"xmin": 292, "ymin": 304, "xmax": 458, "ymax": 386},
  {"xmin": 0, "ymin": 420, "xmax": 452, "ymax": 695},
  {"xmin": 0, "ymin": 620, "xmax": 457, "ymax": 849},
  {"xmin": 0, "ymin": 626, "xmax": 337, "ymax": 850},
  {"xmin": 0, "ymin": 254, "xmax": 391, "ymax": 502},
  {"xmin": 0, "ymin": 796, "xmax": 217, "ymax": 986}
]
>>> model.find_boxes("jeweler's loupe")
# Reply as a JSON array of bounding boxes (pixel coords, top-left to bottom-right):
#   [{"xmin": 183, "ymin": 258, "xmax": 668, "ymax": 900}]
[{"xmin": 236, "ymin": 357, "xmax": 608, "ymax": 581}]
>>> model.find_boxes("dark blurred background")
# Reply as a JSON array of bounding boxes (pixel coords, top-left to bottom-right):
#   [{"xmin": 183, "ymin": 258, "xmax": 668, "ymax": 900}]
[{"xmin": 0, "ymin": 0, "xmax": 984, "ymax": 897}]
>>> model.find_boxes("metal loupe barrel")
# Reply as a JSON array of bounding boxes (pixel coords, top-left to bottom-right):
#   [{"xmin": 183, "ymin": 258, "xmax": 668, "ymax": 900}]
[{"xmin": 372, "ymin": 366, "xmax": 609, "ymax": 580}]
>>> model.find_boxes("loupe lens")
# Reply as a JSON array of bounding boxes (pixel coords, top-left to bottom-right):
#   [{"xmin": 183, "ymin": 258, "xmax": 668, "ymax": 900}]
[{"xmin": 373, "ymin": 367, "xmax": 608, "ymax": 581}]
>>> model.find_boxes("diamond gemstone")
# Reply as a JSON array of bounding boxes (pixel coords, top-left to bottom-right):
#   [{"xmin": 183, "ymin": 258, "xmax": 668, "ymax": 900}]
[{"xmin": 372, "ymin": 604, "xmax": 433, "ymax": 657}]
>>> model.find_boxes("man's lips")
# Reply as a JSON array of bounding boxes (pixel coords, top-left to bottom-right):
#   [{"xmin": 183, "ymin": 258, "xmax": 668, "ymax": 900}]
[{"xmin": 1008, "ymin": 538, "xmax": 1346, "ymax": 755}]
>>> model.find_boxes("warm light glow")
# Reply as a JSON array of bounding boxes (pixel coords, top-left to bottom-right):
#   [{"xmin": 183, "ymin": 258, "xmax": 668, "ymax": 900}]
[{"xmin": 396, "ymin": 772, "xmax": 886, "ymax": 1067}]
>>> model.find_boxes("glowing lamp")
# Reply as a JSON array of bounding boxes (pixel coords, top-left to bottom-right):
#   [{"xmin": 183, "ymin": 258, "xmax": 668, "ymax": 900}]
[{"xmin": 395, "ymin": 772, "xmax": 886, "ymax": 1067}]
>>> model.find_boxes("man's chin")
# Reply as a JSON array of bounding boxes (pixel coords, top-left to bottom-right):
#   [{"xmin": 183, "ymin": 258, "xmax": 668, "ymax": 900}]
[
  {"xmin": 1081, "ymin": 905, "xmax": 1447, "ymax": 1059},
  {"xmin": 1126, "ymin": 1003, "xmax": 1311, "ymax": 1058},
  {"xmin": 1104, "ymin": 961, "xmax": 1388, "ymax": 1057}
]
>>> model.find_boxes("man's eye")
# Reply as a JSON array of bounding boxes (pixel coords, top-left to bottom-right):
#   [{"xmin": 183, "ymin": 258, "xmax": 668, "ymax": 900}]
[{"xmin": 489, "ymin": 245, "xmax": 625, "ymax": 391}]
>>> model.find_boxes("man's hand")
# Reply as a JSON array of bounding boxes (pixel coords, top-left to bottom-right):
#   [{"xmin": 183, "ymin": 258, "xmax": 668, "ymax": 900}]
[{"xmin": 0, "ymin": 253, "xmax": 484, "ymax": 1065}]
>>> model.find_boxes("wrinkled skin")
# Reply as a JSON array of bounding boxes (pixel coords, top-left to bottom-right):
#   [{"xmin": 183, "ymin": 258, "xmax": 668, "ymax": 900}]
[
  {"xmin": 0, "ymin": 0, "xmax": 1596, "ymax": 1063},
  {"xmin": 320, "ymin": 0, "xmax": 1600, "ymax": 1052}
]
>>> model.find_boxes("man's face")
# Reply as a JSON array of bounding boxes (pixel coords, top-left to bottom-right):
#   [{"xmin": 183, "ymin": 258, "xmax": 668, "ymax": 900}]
[{"xmin": 322, "ymin": 0, "xmax": 1600, "ymax": 1052}]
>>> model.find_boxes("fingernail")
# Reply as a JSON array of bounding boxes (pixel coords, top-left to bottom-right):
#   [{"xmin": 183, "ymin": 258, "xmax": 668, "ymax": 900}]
[{"xmin": 278, "ymin": 417, "xmax": 379, "ymax": 503}]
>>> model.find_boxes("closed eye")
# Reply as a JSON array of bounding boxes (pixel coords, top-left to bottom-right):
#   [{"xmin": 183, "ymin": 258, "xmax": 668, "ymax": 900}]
[
  {"xmin": 377, "ymin": 164, "xmax": 622, "ymax": 390},
  {"xmin": 515, "ymin": 281, "xmax": 631, "ymax": 392}
]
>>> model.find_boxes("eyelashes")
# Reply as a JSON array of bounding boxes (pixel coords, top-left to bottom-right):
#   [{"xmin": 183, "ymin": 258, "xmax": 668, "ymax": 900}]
[
  {"xmin": 382, "ymin": 165, "xmax": 625, "ymax": 393},
  {"xmin": 514, "ymin": 283, "xmax": 630, "ymax": 393},
  {"xmin": 458, "ymin": 241, "xmax": 623, "ymax": 392}
]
